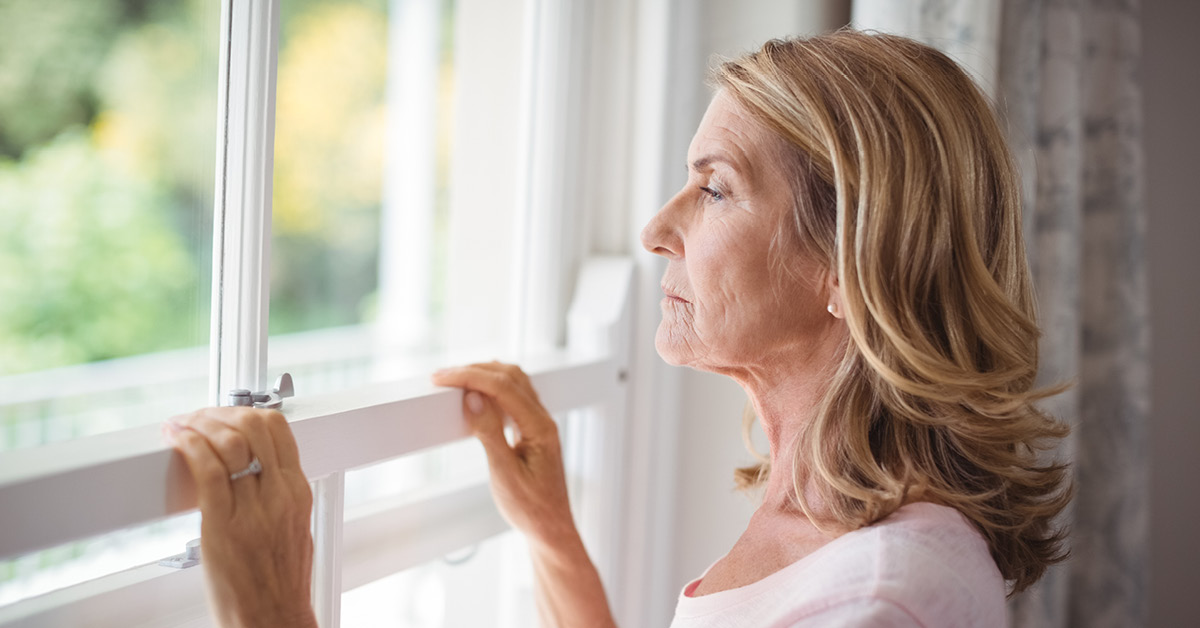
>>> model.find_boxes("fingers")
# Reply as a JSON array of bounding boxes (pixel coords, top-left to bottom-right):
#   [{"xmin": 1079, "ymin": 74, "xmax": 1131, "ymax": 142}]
[
  {"xmin": 261, "ymin": 410, "xmax": 303, "ymax": 474},
  {"xmin": 432, "ymin": 362, "xmax": 556, "ymax": 440},
  {"xmin": 463, "ymin": 391, "xmax": 518, "ymax": 476},
  {"xmin": 178, "ymin": 410, "xmax": 271, "ymax": 472},
  {"xmin": 167, "ymin": 407, "xmax": 308, "ymax": 504},
  {"xmin": 165, "ymin": 422, "xmax": 233, "ymax": 518}
]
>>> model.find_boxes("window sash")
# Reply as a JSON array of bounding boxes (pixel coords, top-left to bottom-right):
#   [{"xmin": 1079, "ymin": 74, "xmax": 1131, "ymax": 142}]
[
  {"xmin": 0, "ymin": 352, "xmax": 620, "ymax": 562},
  {"xmin": 0, "ymin": 257, "xmax": 634, "ymax": 627},
  {"xmin": 209, "ymin": 0, "xmax": 279, "ymax": 401},
  {"xmin": 0, "ymin": 484, "xmax": 502, "ymax": 628}
]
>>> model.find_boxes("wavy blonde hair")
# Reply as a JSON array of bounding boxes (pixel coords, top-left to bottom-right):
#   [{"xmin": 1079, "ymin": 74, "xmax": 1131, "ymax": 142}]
[{"xmin": 716, "ymin": 31, "xmax": 1071, "ymax": 594}]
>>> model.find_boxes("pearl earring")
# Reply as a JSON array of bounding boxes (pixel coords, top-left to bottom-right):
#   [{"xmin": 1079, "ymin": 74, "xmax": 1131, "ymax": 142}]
[{"xmin": 827, "ymin": 304, "xmax": 837, "ymax": 316}]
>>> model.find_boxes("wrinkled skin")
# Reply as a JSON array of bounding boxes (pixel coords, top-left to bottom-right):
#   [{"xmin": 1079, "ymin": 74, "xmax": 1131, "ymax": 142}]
[
  {"xmin": 639, "ymin": 92, "xmax": 851, "ymax": 596},
  {"xmin": 642, "ymin": 91, "xmax": 839, "ymax": 384}
]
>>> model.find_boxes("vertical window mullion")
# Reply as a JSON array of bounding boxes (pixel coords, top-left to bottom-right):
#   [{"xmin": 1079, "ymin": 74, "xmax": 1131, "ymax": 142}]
[
  {"xmin": 311, "ymin": 472, "xmax": 345, "ymax": 628},
  {"xmin": 211, "ymin": 0, "xmax": 280, "ymax": 403}
]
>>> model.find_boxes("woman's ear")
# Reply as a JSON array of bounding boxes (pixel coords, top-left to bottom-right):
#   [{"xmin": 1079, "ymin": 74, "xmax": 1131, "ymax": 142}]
[{"xmin": 824, "ymin": 271, "xmax": 844, "ymax": 319}]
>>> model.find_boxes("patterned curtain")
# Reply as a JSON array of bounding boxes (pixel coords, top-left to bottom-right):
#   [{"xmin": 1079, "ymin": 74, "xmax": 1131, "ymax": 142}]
[{"xmin": 851, "ymin": 1, "xmax": 1149, "ymax": 627}]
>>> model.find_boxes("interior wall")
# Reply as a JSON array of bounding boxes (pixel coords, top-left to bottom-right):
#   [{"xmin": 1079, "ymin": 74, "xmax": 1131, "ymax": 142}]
[{"xmin": 1142, "ymin": 0, "xmax": 1200, "ymax": 625}]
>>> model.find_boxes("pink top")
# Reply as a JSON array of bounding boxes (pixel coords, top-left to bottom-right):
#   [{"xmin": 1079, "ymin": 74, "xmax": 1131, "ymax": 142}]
[{"xmin": 669, "ymin": 502, "xmax": 1006, "ymax": 627}]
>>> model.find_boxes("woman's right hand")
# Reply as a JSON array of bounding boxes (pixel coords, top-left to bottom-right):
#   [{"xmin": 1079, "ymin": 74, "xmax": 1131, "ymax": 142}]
[
  {"xmin": 163, "ymin": 407, "xmax": 316, "ymax": 628},
  {"xmin": 431, "ymin": 362, "xmax": 577, "ymax": 549}
]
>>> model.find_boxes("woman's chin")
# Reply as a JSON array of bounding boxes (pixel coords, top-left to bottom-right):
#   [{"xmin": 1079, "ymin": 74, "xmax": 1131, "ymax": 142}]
[
  {"xmin": 654, "ymin": 327, "xmax": 703, "ymax": 368},
  {"xmin": 653, "ymin": 330, "xmax": 685, "ymax": 366},
  {"xmin": 654, "ymin": 344, "xmax": 683, "ymax": 366}
]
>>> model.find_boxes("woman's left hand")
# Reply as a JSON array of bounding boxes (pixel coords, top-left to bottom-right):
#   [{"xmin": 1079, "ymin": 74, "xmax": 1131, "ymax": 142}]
[
  {"xmin": 433, "ymin": 362, "xmax": 617, "ymax": 627},
  {"xmin": 164, "ymin": 407, "xmax": 317, "ymax": 628},
  {"xmin": 431, "ymin": 362, "xmax": 577, "ymax": 549}
]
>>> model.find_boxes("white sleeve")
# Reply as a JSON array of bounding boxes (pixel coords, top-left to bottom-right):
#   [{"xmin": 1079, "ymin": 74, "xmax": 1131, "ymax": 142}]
[{"xmin": 787, "ymin": 597, "xmax": 923, "ymax": 627}]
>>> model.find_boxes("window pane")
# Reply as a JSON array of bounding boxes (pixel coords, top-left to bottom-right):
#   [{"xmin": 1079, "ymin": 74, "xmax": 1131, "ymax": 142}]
[
  {"xmin": 270, "ymin": 0, "xmax": 392, "ymax": 342},
  {"xmin": 268, "ymin": 0, "xmax": 529, "ymax": 397},
  {"xmin": 0, "ymin": 0, "xmax": 218, "ymax": 449},
  {"xmin": 0, "ymin": 513, "xmax": 200, "ymax": 608},
  {"xmin": 0, "ymin": 0, "xmax": 218, "ymax": 603},
  {"xmin": 341, "ymin": 530, "xmax": 535, "ymax": 627},
  {"xmin": 344, "ymin": 438, "xmax": 488, "ymax": 511},
  {"xmin": 268, "ymin": 1, "xmax": 529, "ymax": 603}
]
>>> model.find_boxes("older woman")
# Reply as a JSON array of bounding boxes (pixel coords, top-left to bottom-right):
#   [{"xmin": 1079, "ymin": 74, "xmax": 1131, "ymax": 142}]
[{"xmin": 166, "ymin": 31, "xmax": 1070, "ymax": 627}]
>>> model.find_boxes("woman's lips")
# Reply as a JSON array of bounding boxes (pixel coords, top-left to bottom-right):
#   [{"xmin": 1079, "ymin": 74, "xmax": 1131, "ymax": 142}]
[{"xmin": 662, "ymin": 286, "xmax": 690, "ymax": 303}]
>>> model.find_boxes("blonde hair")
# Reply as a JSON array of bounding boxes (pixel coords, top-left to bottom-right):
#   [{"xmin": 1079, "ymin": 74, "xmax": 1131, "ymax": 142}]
[{"xmin": 715, "ymin": 31, "xmax": 1071, "ymax": 594}]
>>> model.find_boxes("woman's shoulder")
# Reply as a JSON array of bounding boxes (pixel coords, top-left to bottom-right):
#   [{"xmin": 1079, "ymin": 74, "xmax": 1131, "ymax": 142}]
[
  {"xmin": 790, "ymin": 501, "xmax": 1006, "ymax": 625},
  {"xmin": 823, "ymin": 501, "xmax": 1003, "ymax": 587},
  {"xmin": 670, "ymin": 503, "xmax": 1006, "ymax": 628},
  {"xmin": 866, "ymin": 500, "xmax": 993, "ymax": 553}
]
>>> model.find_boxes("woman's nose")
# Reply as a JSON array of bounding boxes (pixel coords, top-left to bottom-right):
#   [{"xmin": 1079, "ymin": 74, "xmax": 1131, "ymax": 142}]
[{"xmin": 640, "ymin": 194, "xmax": 684, "ymax": 259}]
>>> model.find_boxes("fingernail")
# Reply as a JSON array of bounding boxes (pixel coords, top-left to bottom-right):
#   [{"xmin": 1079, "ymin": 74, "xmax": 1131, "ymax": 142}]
[
  {"xmin": 161, "ymin": 422, "xmax": 178, "ymax": 445},
  {"xmin": 465, "ymin": 391, "xmax": 485, "ymax": 415}
]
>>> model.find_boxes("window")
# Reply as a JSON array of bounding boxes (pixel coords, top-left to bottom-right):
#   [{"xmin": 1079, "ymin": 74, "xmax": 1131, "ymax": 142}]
[
  {"xmin": 0, "ymin": 1, "xmax": 218, "ymax": 446},
  {"xmin": 0, "ymin": 0, "xmax": 219, "ymax": 607},
  {"xmin": 0, "ymin": 0, "xmax": 681, "ymax": 625}
]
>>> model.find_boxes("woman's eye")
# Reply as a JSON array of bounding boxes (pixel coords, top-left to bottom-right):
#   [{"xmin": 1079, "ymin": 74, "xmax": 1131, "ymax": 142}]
[{"xmin": 699, "ymin": 186, "xmax": 724, "ymax": 202}]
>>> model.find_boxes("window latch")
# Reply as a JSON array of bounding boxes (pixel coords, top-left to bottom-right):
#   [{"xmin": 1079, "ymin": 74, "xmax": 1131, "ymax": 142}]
[
  {"xmin": 159, "ymin": 538, "xmax": 201, "ymax": 569},
  {"xmin": 227, "ymin": 373, "xmax": 295, "ymax": 409}
]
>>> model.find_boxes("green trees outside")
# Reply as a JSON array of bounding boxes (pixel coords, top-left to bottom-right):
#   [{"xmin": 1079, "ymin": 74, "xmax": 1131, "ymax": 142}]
[
  {"xmin": 0, "ymin": 0, "xmax": 393, "ymax": 376},
  {"xmin": 0, "ymin": 0, "xmax": 457, "ymax": 599},
  {"xmin": 0, "ymin": 0, "xmax": 218, "ymax": 375},
  {"xmin": 271, "ymin": 0, "xmax": 388, "ymax": 334}
]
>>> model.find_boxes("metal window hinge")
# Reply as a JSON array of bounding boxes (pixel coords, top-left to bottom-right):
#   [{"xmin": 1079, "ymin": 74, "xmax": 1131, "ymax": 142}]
[
  {"xmin": 159, "ymin": 538, "xmax": 201, "ymax": 569},
  {"xmin": 227, "ymin": 373, "xmax": 295, "ymax": 409}
]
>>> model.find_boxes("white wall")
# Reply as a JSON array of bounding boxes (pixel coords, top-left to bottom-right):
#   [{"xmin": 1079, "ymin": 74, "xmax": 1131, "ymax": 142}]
[{"xmin": 1142, "ymin": 1, "xmax": 1200, "ymax": 625}]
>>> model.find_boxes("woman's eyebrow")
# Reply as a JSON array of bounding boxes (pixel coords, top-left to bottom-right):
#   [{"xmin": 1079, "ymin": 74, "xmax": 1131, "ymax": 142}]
[{"xmin": 689, "ymin": 154, "xmax": 739, "ymax": 173}]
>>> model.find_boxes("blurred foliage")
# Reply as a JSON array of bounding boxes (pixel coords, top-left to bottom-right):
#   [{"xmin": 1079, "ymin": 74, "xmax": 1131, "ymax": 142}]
[
  {"xmin": 0, "ymin": 0, "xmax": 219, "ymax": 376},
  {"xmin": 0, "ymin": 0, "xmax": 409, "ymax": 374},
  {"xmin": 275, "ymin": 3, "xmax": 386, "ymax": 236},
  {"xmin": 0, "ymin": 131, "xmax": 198, "ymax": 371},
  {"xmin": 270, "ymin": 2, "xmax": 387, "ymax": 334},
  {"xmin": 0, "ymin": 0, "xmax": 122, "ymax": 159}
]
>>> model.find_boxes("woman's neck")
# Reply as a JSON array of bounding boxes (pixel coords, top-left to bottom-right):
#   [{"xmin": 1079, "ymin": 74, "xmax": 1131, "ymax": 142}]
[{"xmin": 730, "ymin": 334, "xmax": 846, "ymax": 515}]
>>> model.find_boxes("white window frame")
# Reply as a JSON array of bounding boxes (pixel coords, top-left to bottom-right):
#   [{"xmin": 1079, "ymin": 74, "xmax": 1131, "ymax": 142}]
[
  {"xmin": 211, "ymin": 0, "xmax": 277, "ymax": 403},
  {"xmin": 0, "ymin": 0, "xmax": 696, "ymax": 623},
  {"xmin": 0, "ymin": 257, "xmax": 631, "ymax": 628}
]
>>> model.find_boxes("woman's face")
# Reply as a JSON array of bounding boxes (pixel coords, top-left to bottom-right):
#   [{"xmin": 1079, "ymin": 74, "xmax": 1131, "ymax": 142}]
[{"xmin": 640, "ymin": 92, "xmax": 836, "ymax": 377}]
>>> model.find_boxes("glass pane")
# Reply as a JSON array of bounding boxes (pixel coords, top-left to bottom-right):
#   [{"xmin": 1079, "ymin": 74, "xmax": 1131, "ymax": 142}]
[
  {"xmin": 344, "ymin": 438, "xmax": 488, "ymax": 511},
  {"xmin": 341, "ymin": 530, "xmax": 536, "ymax": 627},
  {"xmin": 0, "ymin": 0, "xmax": 219, "ymax": 605},
  {"xmin": 0, "ymin": 0, "xmax": 219, "ymax": 449},
  {"xmin": 0, "ymin": 513, "xmax": 201, "ymax": 607},
  {"xmin": 268, "ymin": 0, "xmax": 529, "ymax": 397},
  {"xmin": 271, "ymin": 2, "xmax": 546, "ymax": 622},
  {"xmin": 342, "ymin": 408, "xmax": 582, "ymax": 513},
  {"xmin": 269, "ymin": 0, "xmax": 392, "ymax": 342}
]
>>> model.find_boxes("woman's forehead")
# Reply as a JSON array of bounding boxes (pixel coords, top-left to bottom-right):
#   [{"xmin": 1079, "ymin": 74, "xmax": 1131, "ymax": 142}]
[{"xmin": 688, "ymin": 93, "xmax": 786, "ymax": 180}]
